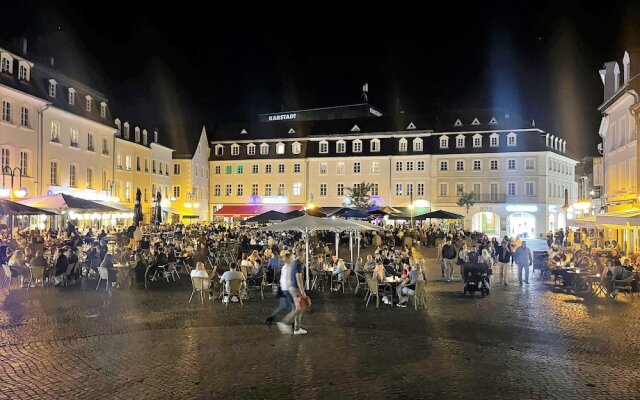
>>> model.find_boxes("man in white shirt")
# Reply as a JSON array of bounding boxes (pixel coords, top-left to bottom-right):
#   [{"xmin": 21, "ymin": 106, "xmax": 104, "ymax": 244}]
[{"xmin": 220, "ymin": 263, "xmax": 245, "ymax": 302}]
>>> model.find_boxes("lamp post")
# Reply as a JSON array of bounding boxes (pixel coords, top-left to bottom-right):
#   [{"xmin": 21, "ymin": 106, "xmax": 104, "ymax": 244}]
[
  {"xmin": 1, "ymin": 166, "xmax": 25, "ymax": 201},
  {"xmin": 409, "ymin": 203, "xmax": 415, "ymax": 228}
]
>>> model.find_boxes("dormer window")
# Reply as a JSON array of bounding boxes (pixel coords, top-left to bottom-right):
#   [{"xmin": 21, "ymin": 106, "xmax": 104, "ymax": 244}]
[
  {"xmin": 100, "ymin": 102, "xmax": 107, "ymax": 118},
  {"xmin": 276, "ymin": 142, "xmax": 285, "ymax": 154},
  {"xmin": 231, "ymin": 144, "xmax": 240, "ymax": 156},
  {"xmin": 370, "ymin": 139, "xmax": 380, "ymax": 152},
  {"xmin": 124, "ymin": 122, "xmax": 130, "ymax": 139},
  {"xmin": 413, "ymin": 138, "xmax": 423, "ymax": 151},
  {"xmin": 292, "ymin": 142, "xmax": 301, "ymax": 154},
  {"xmin": 490, "ymin": 133, "xmax": 499, "ymax": 147},
  {"xmin": 0, "ymin": 53, "xmax": 13, "ymax": 73},
  {"xmin": 472, "ymin": 134, "xmax": 482, "ymax": 148},
  {"xmin": 215, "ymin": 144, "xmax": 224, "ymax": 156},
  {"xmin": 439, "ymin": 135, "xmax": 449, "ymax": 149},
  {"xmin": 319, "ymin": 140, "xmax": 329, "ymax": 154},
  {"xmin": 353, "ymin": 139, "xmax": 362, "ymax": 153},
  {"xmin": 260, "ymin": 143, "xmax": 269, "ymax": 155},
  {"xmin": 336, "ymin": 140, "xmax": 346, "ymax": 153},
  {"xmin": 135, "ymin": 127, "xmax": 140, "ymax": 143},
  {"xmin": 17, "ymin": 62, "xmax": 29, "ymax": 81},
  {"xmin": 115, "ymin": 118, "xmax": 121, "ymax": 136},
  {"xmin": 456, "ymin": 135, "xmax": 465, "ymax": 148},
  {"xmin": 48, "ymin": 79, "xmax": 57, "ymax": 97},
  {"xmin": 247, "ymin": 143, "xmax": 256, "ymax": 155},
  {"xmin": 398, "ymin": 138, "xmax": 408, "ymax": 152},
  {"xmin": 68, "ymin": 88, "xmax": 76, "ymax": 105},
  {"xmin": 507, "ymin": 132, "xmax": 517, "ymax": 146},
  {"xmin": 85, "ymin": 95, "xmax": 92, "ymax": 112},
  {"xmin": 142, "ymin": 129, "xmax": 148, "ymax": 145}
]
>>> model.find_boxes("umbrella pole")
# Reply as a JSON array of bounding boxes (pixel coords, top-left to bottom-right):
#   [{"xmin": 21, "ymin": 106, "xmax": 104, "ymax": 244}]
[
  {"xmin": 335, "ymin": 231, "xmax": 339, "ymax": 258},
  {"xmin": 305, "ymin": 228, "xmax": 310, "ymax": 291},
  {"xmin": 349, "ymin": 231, "xmax": 353, "ymax": 264},
  {"xmin": 357, "ymin": 236, "xmax": 361, "ymax": 260}
]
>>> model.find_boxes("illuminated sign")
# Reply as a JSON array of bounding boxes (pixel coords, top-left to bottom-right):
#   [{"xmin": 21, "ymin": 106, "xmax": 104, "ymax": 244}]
[
  {"xmin": 262, "ymin": 196, "xmax": 289, "ymax": 204},
  {"xmin": 267, "ymin": 113, "xmax": 297, "ymax": 122},
  {"xmin": 506, "ymin": 205, "xmax": 538, "ymax": 212},
  {"xmin": 369, "ymin": 107, "xmax": 382, "ymax": 117}
]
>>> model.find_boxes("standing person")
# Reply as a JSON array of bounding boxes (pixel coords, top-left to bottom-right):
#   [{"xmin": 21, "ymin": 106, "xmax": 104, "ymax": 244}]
[
  {"xmin": 126, "ymin": 224, "xmax": 136, "ymax": 249},
  {"xmin": 441, "ymin": 238, "xmax": 457, "ymax": 282},
  {"xmin": 514, "ymin": 241, "xmax": 533, "ymax": 285},
  {"xmin": 278, "ymin": 249, "xmax": 308, "ymax": 335},
  {"xmin": 495, "ymin": 240, "xmax": 512, "ymax": 285}
]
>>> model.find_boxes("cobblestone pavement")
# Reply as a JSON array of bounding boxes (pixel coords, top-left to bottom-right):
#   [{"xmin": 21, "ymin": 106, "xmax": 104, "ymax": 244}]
[{"xmin": 1, "ymin": 246, "xmax": 639, "ymax": 399}]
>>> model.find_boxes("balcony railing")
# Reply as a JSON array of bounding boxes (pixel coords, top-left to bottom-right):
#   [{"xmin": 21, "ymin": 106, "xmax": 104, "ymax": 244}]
[
  {"xmin": 437, "ymin": 193, "xmax": 506, "ymax": 203},
  {"xmin": 102, "ymin": 148, "xmax": 109, "ymax": 155}
]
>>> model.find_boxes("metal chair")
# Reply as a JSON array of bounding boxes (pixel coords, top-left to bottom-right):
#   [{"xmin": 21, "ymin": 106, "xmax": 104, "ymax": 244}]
[
  {"xmin": 28, "ymin": 266, "xmax": 45, "ymax": 290},
  {"xmin": 2, "ymin": 265, "xmax": 22, "ymax": 290},
  {"xmin": 611, "ymin": 274, "xmax": 635, "ymax": 301},
  {"xmin": 246, "ymin": 270, "xmax": 266, "ymax": 300},
  {"xmin": 222, "ymin": 279, "xmax": 244, "ymax": 307},
  {"xmin": 189, "ymin": 276, "xmax": 211, "ymax": 304}
]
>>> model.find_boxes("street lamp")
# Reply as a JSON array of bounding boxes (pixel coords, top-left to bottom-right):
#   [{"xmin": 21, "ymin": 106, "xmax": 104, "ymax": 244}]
[
  {"xmin": 184, "ymin": 193, "xmax": 199, "ymax": 209},
  {"xmin": 408, "ymin": 203, "xmax": 415, "ymax": 228},
  {"xmin": 1, "ymin": 166, "xmax": 25, "ymax": 200}
]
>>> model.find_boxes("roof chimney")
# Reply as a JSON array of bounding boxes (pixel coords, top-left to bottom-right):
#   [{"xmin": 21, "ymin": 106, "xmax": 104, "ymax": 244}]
[
  {"xmin": 50, "ymin": 56, "xmax": 55, "ymax": 67},
  {"xmin": 21, "ymin": 38, "xmax": 27, "ymax": 55}
]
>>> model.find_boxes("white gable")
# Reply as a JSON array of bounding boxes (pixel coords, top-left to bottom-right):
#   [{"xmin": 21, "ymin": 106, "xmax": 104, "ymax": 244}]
[
  {"xmin": 288, "ymin": 128, "xmax": 295, "ymax": 134},
  {"xmin": 454, "ymin": 119, "xmax": 463, "ymax": 127},
  {"xmin": 406, "ymin": 122, "xmax": 416, "ymax": 130},
  {"xmin": 488, "ymin": 116, "xmax": 498, "ymax": 125},
  {"xmin": 351, "ymin": 124, "xmax": 360, "ymax": 132},
  {"xmin": 471, "ymin": 118, "xmax": 480, "ymax": 125},
  {"xmin": 240, "ymin": 128, "xmax": 247, "ymax": 134}
]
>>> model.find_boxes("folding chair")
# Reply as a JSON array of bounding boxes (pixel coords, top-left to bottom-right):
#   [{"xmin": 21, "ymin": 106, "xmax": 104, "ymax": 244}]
[
  {"xmin": 189, "ymin": 276, "xmax": 211, "ymax": 304},
  {"xmin": 95, "ymin": 266, "xmax": 109, "ymax": 291}
]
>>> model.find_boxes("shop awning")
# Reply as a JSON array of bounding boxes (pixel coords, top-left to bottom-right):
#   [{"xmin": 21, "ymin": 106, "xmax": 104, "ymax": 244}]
[
  {"xmin": 595, "ymin": 208, "xmax": 640, "ymax": 226},
  {"xmin": 94, "ymin": 201, "xmax": 132, "ymax": 212},
  {"xmin": 567, "ymin": 215, "xmax": 597, "ymax": 228},
  {"xmin": 213, "ymin": 205, "xmax": 262, "ymax": 217},
  {"xmin": 19, "ymin": 193, "xmax": 120, "ymax": 213},
  {"xmin": 256, "ymin": 205, "xmax": 304, "ymax": 214}
]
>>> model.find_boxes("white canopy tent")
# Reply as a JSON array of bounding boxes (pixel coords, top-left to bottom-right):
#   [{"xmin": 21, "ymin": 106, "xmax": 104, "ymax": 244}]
[{"xmin": 260, "ymin": 215, "xmax": 385, "ymax": 289}]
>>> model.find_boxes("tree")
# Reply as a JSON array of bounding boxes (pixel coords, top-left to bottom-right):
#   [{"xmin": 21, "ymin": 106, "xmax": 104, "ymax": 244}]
[
  {"xmin": 344, "ymin": 182, "xmax": 376, "ymax": 209},
  {"xmin": 456, "ymin": 192, "xmax": 475, "ymax": 229}
]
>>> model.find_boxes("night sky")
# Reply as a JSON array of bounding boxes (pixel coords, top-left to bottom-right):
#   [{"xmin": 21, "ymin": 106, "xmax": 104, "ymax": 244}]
[{"xmin": 1, "ymin": 1, "xmax": 640, "ymax": 158}]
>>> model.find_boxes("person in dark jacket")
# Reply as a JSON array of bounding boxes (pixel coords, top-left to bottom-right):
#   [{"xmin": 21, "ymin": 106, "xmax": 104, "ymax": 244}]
[
  {"xmin": 496, "ymin": 240, "xmax": 512, "ymax": 285},
  {"xmin": 52, "ymin": 247, "xmax": 68, "ymax": 286}
]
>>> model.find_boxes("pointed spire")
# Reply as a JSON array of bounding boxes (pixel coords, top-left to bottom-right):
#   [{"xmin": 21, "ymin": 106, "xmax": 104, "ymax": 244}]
[{"xmin": 531, "ymin": 119, "xmax": 536, "ymax": 127}]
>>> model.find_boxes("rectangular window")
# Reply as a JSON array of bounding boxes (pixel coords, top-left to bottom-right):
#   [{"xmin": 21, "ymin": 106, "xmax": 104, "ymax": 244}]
[
  {"xmin": 525, "ymin": 158, "xmax": 534, "ymax": 170},
  {"xmin": 371, "ymin": 161, "xmax": 379, "ymax": 173},
  {"xmin": 125, "ymin": 182, "xmax": 131, "ymax": 201},
  {"xmin": 399, "ymin": 140, "xmax": 408, "ymax": 152},
  {"xmin": 396, "ymin": 161, "xmax": 403, "ymax": 172},
  {"xmin": 417, "ymin": 161, "xmax": 425, "ymax": 171},
  {"xmin": 85, "ymin": 97, "xmax": 91, "ymax": 112},
  {"xmin": 439, "ymin": 183, "xmax": 448, "ymax": 197},
  {"xmin": 102, "ymin": 138, "xmax": 108, "ymax": 155},
  {"xmin": 337, "ymin": 141, "xmax": 346, "ymax": 153},
  {"xmin": 214, "ymin": 185, "xmax": 221, "ymax": 196},
  {"xmin": 252, "ymin": 164, "xmax": 259, "ymax": 174},
  {"xmin": 237, "ymin": 184, "xmax": 244, "ymax": 196},
  {"xmin": 250, "ymin": 184, "xmax": 258, "ymax": 196},
  {"xmin": 277, "ymin": 164, "xmax": 284, "ymax": 173},
  {"xmin": 396, "ymin": 183, "xmax": 403, "ymax": 196},
  {"xmin": 70, "ymin": 128, "xmax": 79, "ymax": 147},
  {"xmin": 473, "ymin": 136, "xmax": 482, "ymax": 147},
  {"xmin": 406, "ymin": 161, "xmax": 414, "ymax": 172},
  {"xmin": 50, "ymin": 161, "xmax": 58, "ymax": 185},
  {"xmin": 440, "ymin": 137, "xmax": 448, "ymax": 148},
  {"xmin": 19, "ymin": 151, "xmax": 28, "ymax": 176},
  {"xmin": 264, "ymin": 184, "xmax": 272, "ymax": 196},
  {"xmin": 247, "ymin": 145, "xmax": 255, "ymax": 156},
  {"xmin": 320, "ymin": 183, "xmax": 327, "ymax": 197},
  {"xmin": 20, "ymin": 107, "xmax": 29, "ymax": 127},
  {"xmin": 456, "ymin": 137, "xmax": 464, "ymax": 148},
  {"xmin": 293, "ymin": 183, "xmax": 302, "ymax": 196},
  {"xmin": 337, "ymin": 183, "xmax": 344, "ymax": 196},
  {"xmin": 490, "ymin": 136, "xmax": 498, "ymax": 147},
  {"xmin": 214, "ymin": 165, "xmax": 221, "ymax": 174},
  {"xmin": 277, "ymin": 183, "xmax": 285, "ymax": 195},
  {"xmin": 320, "ymin": 142, "xmax": 328, "ymax": 153},
  {"xmin": 456, "ymin": 160, "xmax": 464, "ymax": 171},
  {"xmin": 508, "ymin": 182, "xmax": 516, "ymax": 196},
  {"xmin": 507, "ymin": 135, "xmax": 516, "ymax": 146},
  {"xmin": 370, "ymin": 140, "xmax": 380, "ymax": 152},
  {"xmin": 237, "ymin": 165, "xmax": 244, "ymax": 174},
  {"xmin": 225, "ymin": 184, "xmax": 232, "ymax": 196},
  {"xmin": 336, "ymin": 162, "xmax": 345, "ymax": 175},
  {"xmin": 456, "ymin": 183, "xmax": 464, "ymax": 194},
  {"xmin": 265, "ymin": 165, "xmax": 272, "ymax": 174},
  {"xmin": 490, "ymin": 160, "xmax": 498, "ymax": 170},
  {"xmin": 371, "ymin": 183, "xmax": 379, "ymax": 196},
  {"xmin": 69, "ymin": 165, "xmax": 77, "ymax": 187},
  {"xmin": 320, "ymin": 163, "xmax": 328, "ymax": 174},
  {"xmin": 406, "ymin": 183, "xmax": 413, "ymax": 196},
  {"xmin": 417, "ymin": 183, "xmax": 424, "ymax": 196},
  {"xmin": 125, "ymin": 156, "xmax": 131, "ymax": 170},
  {"xmin": 225, "ymin": 165, "xmax": 232, "ymax": 174},
  {"xmin": 49, "ymin": 82, "xmax": 56, "ymax": 97},
  {"xmin": 231, "ymin": 146, "xmax": 240, "ymax": 156},
  {"xmin": 100, "ymin": 103, "xmax": 106, "ymax": 118},
  {"xmin": 2, "ymin": 101, "xmax": 10, "ymax": 122},
  {"xmin": 87, "ymin": 133, "xmax": 94, "ymax": 151},
  {"xmin": 69, "ymin": 90, "xmax": 75, "ymax": 105},
  {"xmin": 294, "ymin": 163, "xmax": 301, "ymax": 173},
  {"xmin": 525, "ymin": 182, "xmax": 534, "ymax": 196},
  {"xmin": 260, "ymin": 144, "xmax": 269, "ymax": 155},
  {"xmin": 490, "ymin": 183, "xmax": 498, "ymax": 201},
  {"xmin": 173, "ymin": 186, "xmax": 181, "ymax": 198},
  {"xmin": 174, "ymin": 164, "xmax": 181, "ymax": 175},
  {"xmin": 353, "ymin": 141, "xmax": 362, "ymax": 152},
  {"xmin": 473, "ymin": 160, "xmax": 481, "ymax": 171},
  {"xmin": 440, "ymin": 161, "xmax": 448, "ymax": 171},
  {"xmin": 136, "ymin": 157, "xmax": 141, "ymax": 171},
  {"xmin": 507, "ymin": 159, "xmax": 516, "ymax": 170},
  {"xmin": 473, "ymin": 183, "xmax": 481, "ymax": 195},
  {"xmin": 353, "ymin": 162, "xmax": 361, "ymax": 174}
]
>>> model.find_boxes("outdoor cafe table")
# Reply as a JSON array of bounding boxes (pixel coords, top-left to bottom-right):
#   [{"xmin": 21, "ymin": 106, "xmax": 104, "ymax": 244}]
[
  {"xmin": 382, "ymin": 276, "xmax": 403, "ymax": 305},
  {"xmin": 113, "ymin": 263, "xmax": 133, "ymax": 289}
]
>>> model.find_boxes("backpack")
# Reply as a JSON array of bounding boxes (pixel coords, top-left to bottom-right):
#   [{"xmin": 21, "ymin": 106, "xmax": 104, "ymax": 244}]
[{"xmin": 442, "ymin": 244, "xmax": 455, "ymax": 259}]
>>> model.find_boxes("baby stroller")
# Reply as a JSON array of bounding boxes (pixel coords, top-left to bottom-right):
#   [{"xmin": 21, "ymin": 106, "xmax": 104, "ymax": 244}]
[{"xmin": 462, "ymin": 251, "xmax": 491, "ymax": 297}]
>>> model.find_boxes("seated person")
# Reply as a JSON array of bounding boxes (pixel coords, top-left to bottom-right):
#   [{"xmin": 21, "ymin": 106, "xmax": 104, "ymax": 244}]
[
  {"xmin": 8, "ymin": 250, "xmax": 29, "ymax": 282},
  {"xmin": 99, "ymin": 253, "xmax": 119, "ymax": 286},
  {"xmin": 373, "ymin": 263, "xmax": 386, "ymax": 282},
  {"xmin": 29, "ymin": 250, "xmax": 48, "ymax": 268},
  {"xmin": 246, "ymin": 264, "xmax": 265, "ymax": 287},
  {"xmin": 354, "ymin": 257, "xmax": 364, "ymax": 273},
  {"xmin": 330, "ymin": 259, "xmax": 347, "ymax": 291},
  {"xmin": 613, "ymin": 264, "xmax": 633, "ymax": 281},
  {"xmin": 220, "ymin": 263, "xmax": 245, "ymax": 302},
  {"xmin": 133, "ymin": 253, "xmax": 148, "ymax": 285},
  {"xmin": 396, "ymin": 265, "xmax": 419, "ymax": 307},
  {"xmin": 51, "ymin": 247, "xmax": 69, "ymax": 286},
  {"xmin": 190, "ymin": 261, "xmax": 214, "ymax": 299}
]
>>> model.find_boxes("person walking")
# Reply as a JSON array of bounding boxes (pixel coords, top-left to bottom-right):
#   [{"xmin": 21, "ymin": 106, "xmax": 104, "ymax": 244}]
[
  {"xmin": 514, "ymin": 241, "xmax": 532, "ymax": 285},
  {"xmin": 441, "ymin": 238, "xmax": 457, "ymax": 282},
  {"xmin": 266, "ymin": 252, "xmax": 294, "ymax": 327},
  {"xmin": 278, "ymin": 249, "xmax": 308, "ymax": 335},
  {"xmin": 495, "ymin": 239, "xmax": 512, "ymax": 285}
]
